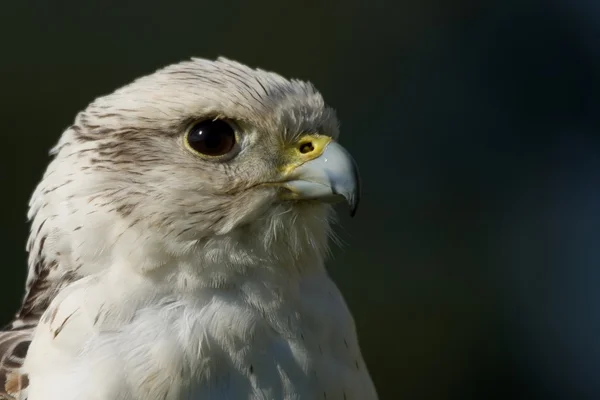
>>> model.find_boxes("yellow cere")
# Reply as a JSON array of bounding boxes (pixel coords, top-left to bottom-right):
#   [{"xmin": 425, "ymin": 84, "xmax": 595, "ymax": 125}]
[{"xmin": 279, "ymin": 134, "xmax": 332, "ymax": 176}]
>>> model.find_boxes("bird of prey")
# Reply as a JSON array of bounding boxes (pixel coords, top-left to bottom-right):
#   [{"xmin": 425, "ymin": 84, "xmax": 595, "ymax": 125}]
[{"xmin": 0, "ymin": 57, "xmax": 377, "ymax": 400}]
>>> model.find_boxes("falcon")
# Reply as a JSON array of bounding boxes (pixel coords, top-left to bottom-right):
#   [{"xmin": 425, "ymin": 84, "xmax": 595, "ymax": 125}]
[{"xmin": 0, "ymin": 57, "xmax": 378, "ymax": 400}]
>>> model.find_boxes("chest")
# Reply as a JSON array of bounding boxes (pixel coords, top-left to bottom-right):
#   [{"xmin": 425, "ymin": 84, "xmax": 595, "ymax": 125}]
[
  {"xmin": 117, "ymin": 286, "xmax": 369, "ymax": 400},
  {"xmin": 25, "ymin": 273, "xmax": 376, "ymax": 400}
]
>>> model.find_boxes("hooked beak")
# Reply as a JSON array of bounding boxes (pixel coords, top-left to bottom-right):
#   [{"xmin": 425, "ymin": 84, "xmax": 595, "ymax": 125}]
[{"xmin": 279, "ymin": 135, "xmax": 361, "ymax": 216}]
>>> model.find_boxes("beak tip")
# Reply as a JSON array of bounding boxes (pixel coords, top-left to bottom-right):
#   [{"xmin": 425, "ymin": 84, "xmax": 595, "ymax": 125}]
[{"xmin": 346, "ymin": 192, "xmax": 359, "ymax": 218}]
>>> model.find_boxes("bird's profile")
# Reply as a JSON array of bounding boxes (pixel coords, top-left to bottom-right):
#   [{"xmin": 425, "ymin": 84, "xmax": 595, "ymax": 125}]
[{"xmin": 0, "ymin": 57, "xmax": 377, "ymax": 400}]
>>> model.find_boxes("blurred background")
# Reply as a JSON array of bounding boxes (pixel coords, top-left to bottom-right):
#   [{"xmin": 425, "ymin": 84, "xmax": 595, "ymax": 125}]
[{"xmin": 2, "ymin": 0, "xmax": 600, "ymax": 398}]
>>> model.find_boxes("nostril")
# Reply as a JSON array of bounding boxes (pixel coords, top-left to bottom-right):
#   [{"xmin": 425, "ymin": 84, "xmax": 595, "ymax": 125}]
[{"xmin": 299, "ymin": 142, "xmax": 314, "ymax": 154}]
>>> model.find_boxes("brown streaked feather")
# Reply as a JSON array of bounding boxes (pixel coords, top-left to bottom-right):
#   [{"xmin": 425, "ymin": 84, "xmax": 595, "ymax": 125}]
[
  {"xmin": 0, "ymin": 256, "xmax": 55, "ymax": 399},
  {"xmin": 1, "ymin": 256, "xmax": 57, "ymax": 399},
  {"xmin": 0, "ymin": 327, "xmax": 33, "ymax": 399},
  {"xmin": 0, "ymin": 262, "xmax": 78, "ymax": 399}
]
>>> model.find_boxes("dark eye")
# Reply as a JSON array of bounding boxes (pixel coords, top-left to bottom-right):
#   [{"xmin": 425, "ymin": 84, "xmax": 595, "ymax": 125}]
[{"xmin": 186, "ymin": 119, "xmax": 236, "ymax": 157}]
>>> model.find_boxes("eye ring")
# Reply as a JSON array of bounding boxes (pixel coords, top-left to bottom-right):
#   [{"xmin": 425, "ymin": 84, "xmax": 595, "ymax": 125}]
[{"xmin": 184, "ymin": 119, "xmax": 238, "ymax": 159}]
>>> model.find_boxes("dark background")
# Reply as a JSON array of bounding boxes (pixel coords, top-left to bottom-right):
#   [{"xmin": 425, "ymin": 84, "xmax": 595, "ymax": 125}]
[{"xmin": 2, "ymin": 0, "xmax": 600, "ymax": 398}]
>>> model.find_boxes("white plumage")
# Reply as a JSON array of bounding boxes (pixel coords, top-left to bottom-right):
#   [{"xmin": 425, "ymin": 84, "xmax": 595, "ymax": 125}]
[{"xmin": 1, "ymin": 57, "xmax": 377, "ymax": 400}]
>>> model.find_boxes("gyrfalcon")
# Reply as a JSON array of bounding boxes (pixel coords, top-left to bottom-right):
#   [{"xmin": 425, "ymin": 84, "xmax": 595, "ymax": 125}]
[{"xmin": 0, "ymin": 57, "xmax": 378, "ymax": 400}]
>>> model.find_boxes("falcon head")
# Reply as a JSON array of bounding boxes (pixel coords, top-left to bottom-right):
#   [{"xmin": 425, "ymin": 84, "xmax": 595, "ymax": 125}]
[{"xmin": 27, "ymin": 57, "xmax": 359, "ymax": 279}]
